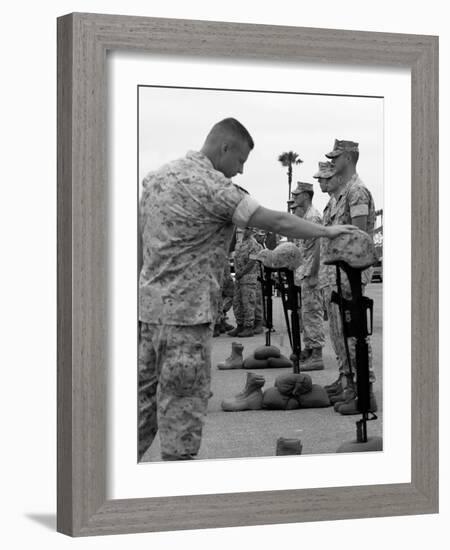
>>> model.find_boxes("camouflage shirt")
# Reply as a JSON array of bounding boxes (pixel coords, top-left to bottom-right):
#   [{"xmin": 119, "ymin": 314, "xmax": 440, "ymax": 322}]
[
  {"xmin": 327, "ymin": 174, "xmax": 376, "ymax": 235},
  {"xmin": 322, "ymin": 196, "xmax": 334, "ymax": 227},
  {"xmin": 320, "ymin": 197, "xmax": 335, "ymax": 287},
  {"xmin": 321, "ymin": 174, "xmax": 376, "ymax": 287},
  {"xmin": 294, "ymin": 204, "xmax": 322, "ymax": 283},
  {"xmin": 234, "ymin": 235, "xmax": 263, "ymax": 283},
  {"xmin": 139, "ymin": 151, "xmax": 260, "ymax": 324}
]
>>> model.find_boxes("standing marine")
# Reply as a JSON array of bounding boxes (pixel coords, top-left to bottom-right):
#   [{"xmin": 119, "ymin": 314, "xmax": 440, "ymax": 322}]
[
  {"xmin": 291, "ymin": 181, "xmax": 325, "ymax": 370},
  {"xmin": 228, "ymin": 227, "xmax": 263, "ymax": 337},
  {"xmin": 321, "ymin": 139, "xmax": 377, "ymax": 415}
]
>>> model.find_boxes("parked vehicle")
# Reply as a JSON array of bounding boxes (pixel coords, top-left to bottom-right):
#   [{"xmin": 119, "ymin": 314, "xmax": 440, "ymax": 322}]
[{"xmin": 371, "ymin": 259, "xmax": 383, "ymax": 282}]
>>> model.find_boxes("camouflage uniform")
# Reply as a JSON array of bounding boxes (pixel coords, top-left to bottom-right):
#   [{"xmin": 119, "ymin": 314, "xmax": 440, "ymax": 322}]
[
  {"xmin": 222, "ymin": 266, "xmax": 235, "ymax": 318},
  {"xmin": 215, "ymin": 262, "xmax": 234, "ymax": 326},
  {"xmin": 139, "ymin": 150, "xmax": 260, "ymax": 459},
  {"xmin": 138, "ymin": 323, "xmax": 212, "ymax": 459},
  {"xmin": 253, "ymin": 232, "xmax": 266, "ymax": 327},
  {"xmin": 233, "ymin": 234, "xmax": 263, "ymax": 328},
  {"xmin": 320, "ymin": 199, "xmax": 342, "ymax": 368},
  {"xmin": 322, "ymin": 173, "xmax": 376, "ymax": 383},
  {"xmin": 294, "ymin": 204, "xmax": 325, "ymax": 350}
]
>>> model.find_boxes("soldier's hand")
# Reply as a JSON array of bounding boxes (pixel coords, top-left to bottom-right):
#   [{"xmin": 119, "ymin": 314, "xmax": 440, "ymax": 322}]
[{"xmin": 324, "ymin": 225, "xmax": 358, "ymax": 239}]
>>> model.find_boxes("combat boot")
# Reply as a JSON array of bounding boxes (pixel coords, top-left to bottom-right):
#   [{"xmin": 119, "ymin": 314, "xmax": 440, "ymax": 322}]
[
  {"xmin": 253, "ymin": 321, "xmax": 264, "ymax": 335},
  {"xmin": 217, "ymin": 342, "xmax": 244, "ymax": 370},
  {"xmin": 276, "ymin": 437, "xmax": 303, "ymax": 455},
  {"xmin": 238, "ymin": 326, "xmax": 255, "ymax": 337},
  {"xmin": 333, "ymin": 387, "xmax": 357, "ymax": 410},
  {"xmin": 227, "ymin": 324, "xmax": 244, "ymax": 337},
  {"xmin": 338, "ymin": 385, "xmax": 378, "ymax": 415},
  {"xmin": 330, "ymin": 375, "xmax": 356, "ymax": 406},
  {"xmin": 324, "ymin": 373, "xmax": 344, "ymax": 395},
  {"xmin": 300, "ymin": 348, "xmax": 324, "ymax": 371},
  {"xmin": 299, "ymin": 348, "xmax": 312, "ymax": 364},
  {"xmin": 220, "ymin": 318, "xmax": 234, "ymax": 332},
  {"xmin": 221, "ymin": 372, "xmax": 265, "ymax": 411},
  {"xmin": 233, "ymin": 372, "xmax": 266, "ymax": 399}
]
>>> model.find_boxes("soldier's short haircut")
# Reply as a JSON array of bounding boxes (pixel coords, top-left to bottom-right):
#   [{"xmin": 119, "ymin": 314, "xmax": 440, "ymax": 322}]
[{"xmin": 209, "ymin": 118, "xmax": 255, "ymax": 149}]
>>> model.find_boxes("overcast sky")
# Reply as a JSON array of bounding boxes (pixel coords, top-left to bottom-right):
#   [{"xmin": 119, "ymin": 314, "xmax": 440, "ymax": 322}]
[{"xmin": 138, "ymin": 86, "xmax": 383, "ymax": 219}]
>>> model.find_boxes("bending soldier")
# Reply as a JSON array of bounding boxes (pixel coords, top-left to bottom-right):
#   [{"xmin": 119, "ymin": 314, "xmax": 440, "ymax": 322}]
[{"xmin": 139, "ymin": 119, "xmax": 356, "ymax": 461}]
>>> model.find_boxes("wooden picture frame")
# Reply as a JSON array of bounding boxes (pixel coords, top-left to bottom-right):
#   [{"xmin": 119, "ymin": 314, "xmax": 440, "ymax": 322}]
[{"xmin": 57, "ymin": 12, "xmax": 438, "ymax": 536}]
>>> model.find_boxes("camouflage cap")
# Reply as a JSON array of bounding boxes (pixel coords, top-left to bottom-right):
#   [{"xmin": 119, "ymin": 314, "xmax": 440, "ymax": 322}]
[
  {"xmin": 291, "ymin": 181, "xmax": 314, "ymax": 195},
  {"xmin": 325, "ymin": 139, "xmax": 359, "ymax": 159},
  {"xmin": 323, "ymin": 229, "xmax": 378, "ymax": 270},
  {"xmin": 313, "ymin": 161, "xmax": 335, "ymax": 179}
]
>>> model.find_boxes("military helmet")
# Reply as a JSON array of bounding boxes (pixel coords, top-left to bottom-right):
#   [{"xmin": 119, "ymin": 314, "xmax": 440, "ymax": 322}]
[
  {"xmin": 323, "ymin": 229, "xmax": 378, "ymax": 269},
  {"xmin": 255, "ymin": 242, "xmax": 302, "ymax": 271}
]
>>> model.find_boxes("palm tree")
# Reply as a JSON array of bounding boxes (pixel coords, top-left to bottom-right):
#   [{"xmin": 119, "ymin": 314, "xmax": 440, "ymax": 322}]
[{"xmin": 278, "ymin": 151, "xmax": 303, "ymax": 210}]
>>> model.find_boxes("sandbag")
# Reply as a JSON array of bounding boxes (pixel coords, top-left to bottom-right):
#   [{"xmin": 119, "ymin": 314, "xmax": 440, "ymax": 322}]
[
  {"xmin": 286, "ymin": 397, "xmax": 301, "ymax": 410},
  {"xmin": 275, "ymin": 373, "xmax": 312, "ymax": 396},
  {"xmin": 262, "ymin": 387, "xmax": 299, "ymax": 410},
  {"xmin": 254, "ymin": 345, "xmax": 281, "ymax": 360},
  {"xmin": 242, "ymin": 357, "xmax": 269, "ymax": 369},
  {"xmin": 267, "ymin": 355, "xmax": 293, "ymax": 369},
  {"xmin": 298, "ymin": 384, "xmax": 331, "ymax": 408}
]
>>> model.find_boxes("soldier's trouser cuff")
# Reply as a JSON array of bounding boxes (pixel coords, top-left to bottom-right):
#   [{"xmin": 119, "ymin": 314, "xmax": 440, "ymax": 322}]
[
  {"xmin": 138, "ymin": 323, "xmax": 212, "ymax": 461},
  {"xmin": 157, "ymin": 324, "xmax": 212, "ymax": 459},
  {"xmin": 138, "ymin": 322, "xmax": 158, "ymax": 459}
]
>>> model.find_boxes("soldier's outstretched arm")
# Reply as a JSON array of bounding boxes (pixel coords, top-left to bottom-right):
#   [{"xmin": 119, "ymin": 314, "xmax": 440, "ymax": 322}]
[{"xmin": 247, "ymin": 206, "xmax": 356, "ymax": 240}]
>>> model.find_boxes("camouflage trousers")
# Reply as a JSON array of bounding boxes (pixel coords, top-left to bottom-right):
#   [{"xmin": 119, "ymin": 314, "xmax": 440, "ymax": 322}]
[
  {"xmin": 138, "ymin": 322, "xmax": 212, "ymax": 460},
  {"xmin": 300, "ymin": 280, "xmax": 325, "ymax": 349},
  {"xmin": 215, "ymin": 268, "xmax": 235, "ymax": 325},
  {"xmin": 233, "ymin": 279, "xmax": 257, "ymax": 328},
  {"xmin": 323, "ymin": 284, "xmax": 375, "ymax": 384},
  {"xmin": 215, "ymin": 294, "xmax": 234, "ymax": 325}
]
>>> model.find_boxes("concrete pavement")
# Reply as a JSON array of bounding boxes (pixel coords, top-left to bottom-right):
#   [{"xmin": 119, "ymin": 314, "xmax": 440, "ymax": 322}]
[{"xmin": 142, "ymin": 283, "xmax": 383, "ymax": 462}]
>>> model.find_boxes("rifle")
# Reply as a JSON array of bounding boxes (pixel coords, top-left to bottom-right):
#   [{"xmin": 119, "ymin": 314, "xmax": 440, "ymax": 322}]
[
  {"xmin": 258, "ymin": 263, "xmax": 275, "ymax": 347},
  {"xmin": 276, "ymin": 268, "xmax": 302, "ymax": 374},
  {"xmin": 330, "ymin": 261, "xmax": 376, "ymax": 443},
  {"xmin": 256, "ymin": 245, "xmax": 303, "ymax": 373}
]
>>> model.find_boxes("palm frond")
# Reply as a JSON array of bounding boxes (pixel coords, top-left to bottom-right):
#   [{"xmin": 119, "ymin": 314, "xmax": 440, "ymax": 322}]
[{"xmin": 278, "ymin": 151, "xmax": 303, "ymax": 166}]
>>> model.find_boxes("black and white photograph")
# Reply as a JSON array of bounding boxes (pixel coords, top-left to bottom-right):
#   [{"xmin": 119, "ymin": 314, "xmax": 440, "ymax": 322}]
[
  {"xmin": 1, "ymin": 0, "xmax": 444, "ymax": 545},
  {"xmin": 137, "ymin": 85, "xmax": 384, "ymax": 462}
]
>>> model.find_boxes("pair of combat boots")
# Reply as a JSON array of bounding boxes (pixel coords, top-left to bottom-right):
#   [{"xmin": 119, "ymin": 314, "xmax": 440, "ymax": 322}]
[
  {"xmin": 299, "ymin": 348, "xmax": 324, "ymax": 371},
  {"xmin": 227, "ymin": 321, "xmax": 264, "ymax": 338},
  {"xmin": 213, "ymin": 318, "xmax": 235, "ymax": 337},
  {"xmin": 221, "ymin": 372, "xmax": 265, "ymax": 411},
  {"xmin": 217, "ymin": 342, "xmax": 244, "ymax": 370},
  {"xmin": 220, "ymin": 374, "xmax": 303, "ymax": 456},
  {"xmin": 324, "ymin": 374, "xmax": 377, "ymax": 415}
]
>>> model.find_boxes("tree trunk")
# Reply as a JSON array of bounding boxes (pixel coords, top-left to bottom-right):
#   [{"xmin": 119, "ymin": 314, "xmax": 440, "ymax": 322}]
[{"xmin": 287, "ymin": 166, "xmax": 293, "ymax": 211}]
